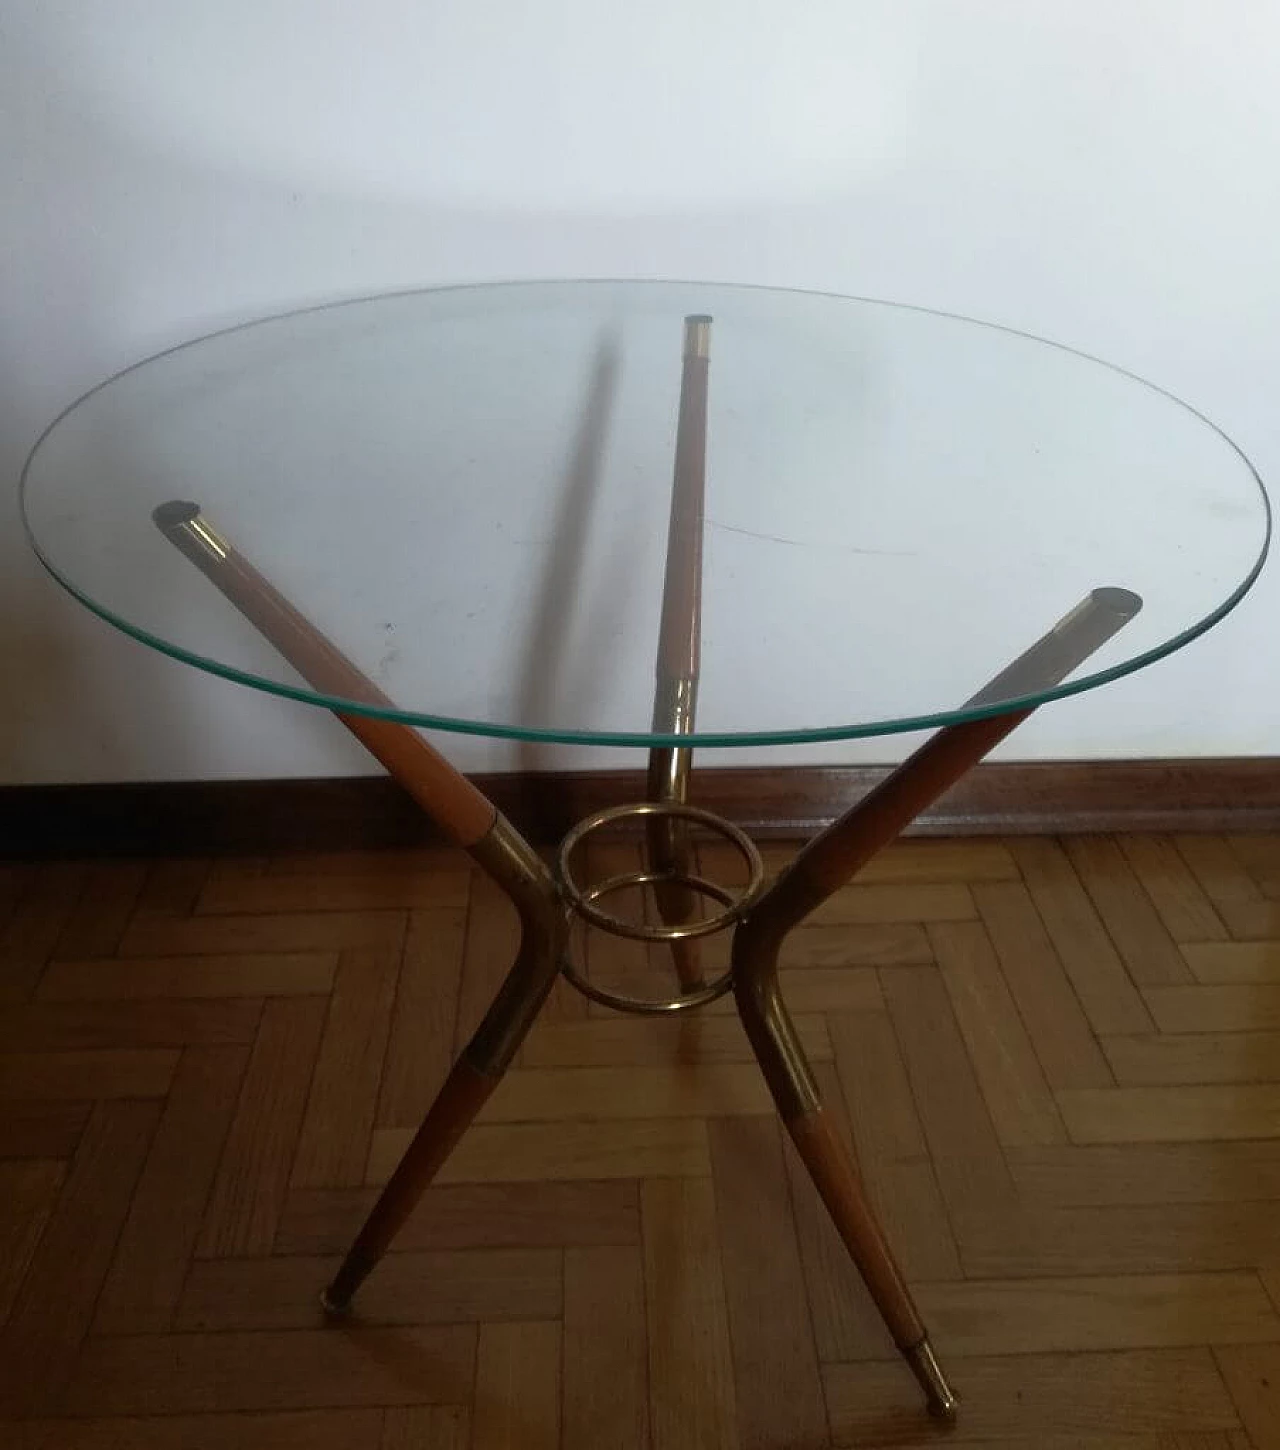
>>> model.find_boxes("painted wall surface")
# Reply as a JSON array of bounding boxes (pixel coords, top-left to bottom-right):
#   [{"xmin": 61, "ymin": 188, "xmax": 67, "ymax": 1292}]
[{"xmin": 2, "ymin": 3, "xmax": 1275, "ymax": 782}]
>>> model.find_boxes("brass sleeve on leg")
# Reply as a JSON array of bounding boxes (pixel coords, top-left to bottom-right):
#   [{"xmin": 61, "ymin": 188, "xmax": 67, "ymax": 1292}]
[{"xmin": 464, "ymin": 814, "xmax": 567, "ymax": 1075}]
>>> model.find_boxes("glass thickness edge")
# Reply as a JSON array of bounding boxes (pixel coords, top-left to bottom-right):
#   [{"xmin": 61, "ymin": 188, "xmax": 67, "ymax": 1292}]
[{"xmin": 18, "ymin": 279, "xmax": 1274, "ymax": 749}]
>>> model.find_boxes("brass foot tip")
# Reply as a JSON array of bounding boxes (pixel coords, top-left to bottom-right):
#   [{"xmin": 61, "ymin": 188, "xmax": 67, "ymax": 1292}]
[
  {"xmin": 319, "ymin": 1287, "xmax": 351, "ymax": 1318},
  {"xmin": 905, "ymin": 1338, "xmax": 958, "ymax": 1423}
]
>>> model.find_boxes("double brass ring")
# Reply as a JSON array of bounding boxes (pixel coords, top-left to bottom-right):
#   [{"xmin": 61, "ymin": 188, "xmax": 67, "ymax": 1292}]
[{"xmin": 554, "ymin": 800, "xmax": 765, "ymax": 943}]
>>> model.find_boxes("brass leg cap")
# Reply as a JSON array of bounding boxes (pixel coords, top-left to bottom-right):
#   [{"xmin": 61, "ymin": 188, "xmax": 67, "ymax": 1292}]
[
  {"xmin": 905, "ymin": 1337, "xmax": 958, "ymax": 1422},
  {"xmin": 319, "ymin": 1287, "xmax": 351, "ymax": 1318}
]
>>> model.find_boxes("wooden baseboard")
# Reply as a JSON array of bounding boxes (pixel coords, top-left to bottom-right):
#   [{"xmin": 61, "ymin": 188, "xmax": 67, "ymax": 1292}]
[{"xmin": 2, "ymin": 759, "xmax": 1277, "ymax": 858}]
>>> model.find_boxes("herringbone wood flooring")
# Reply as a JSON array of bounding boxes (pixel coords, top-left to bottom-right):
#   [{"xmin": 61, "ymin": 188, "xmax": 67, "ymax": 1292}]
[{"xmin": 3, "ymin": 835, "xmax": 1280, "ymax": 1447}]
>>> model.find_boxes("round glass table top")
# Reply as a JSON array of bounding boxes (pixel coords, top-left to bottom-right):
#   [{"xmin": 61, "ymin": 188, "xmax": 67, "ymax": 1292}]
[{"xmin": 20, "ymin": 280, "xmax": 1270, "ymax": 748}]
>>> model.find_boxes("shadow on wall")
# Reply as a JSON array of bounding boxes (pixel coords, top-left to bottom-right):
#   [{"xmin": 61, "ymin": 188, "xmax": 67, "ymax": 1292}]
[{"xmin": 512, "ymin": 334, "xmax": 654, "ymax": 769}]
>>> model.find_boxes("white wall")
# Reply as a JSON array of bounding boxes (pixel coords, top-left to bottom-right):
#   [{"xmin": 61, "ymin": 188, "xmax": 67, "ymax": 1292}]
[{"xmin": 2, "ymin": 1, "xmax": 1276, "ymax": 784}]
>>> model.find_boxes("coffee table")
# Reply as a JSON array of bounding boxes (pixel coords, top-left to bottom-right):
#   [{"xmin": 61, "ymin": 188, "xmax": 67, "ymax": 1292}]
[{"xmin": 20, "ymin": 280, "xmax": 1270, "ymax": 1423}]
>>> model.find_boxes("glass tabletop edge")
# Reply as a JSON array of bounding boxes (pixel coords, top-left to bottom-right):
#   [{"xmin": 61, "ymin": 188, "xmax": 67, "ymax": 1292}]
[{"xmin": 23, "ymin": 494, "xmax": 1271, "ymax": 751}]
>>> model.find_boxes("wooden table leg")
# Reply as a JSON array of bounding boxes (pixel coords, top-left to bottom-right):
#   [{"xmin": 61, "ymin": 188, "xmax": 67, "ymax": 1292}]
[
  {"xmin": 733, "ymin": 586, "xmax": 1144, "ymax": 1420},
  {"xmin": 647, "ymin": 728, "xmax": 704, "ymax": 992},
  {"xmin": 645, "ymin": 315, "xmax": 712, "ymax": 993},
  {"xmin": 733, "ymin": 712, "xmax": 1025, "ymax": 1421},
  {"xmin": 153, "ymin": 503, "xmax": 568, "ymax": 1311},
  {"xmin": 323, "ymin": 816, "xmax": 565, "ymax": 1311}
]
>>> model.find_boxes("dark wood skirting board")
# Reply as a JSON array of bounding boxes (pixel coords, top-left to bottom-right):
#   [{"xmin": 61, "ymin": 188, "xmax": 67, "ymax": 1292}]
[{"xmin": 2, "ymin": 759, "xmax": 1277, "ymax": 858}]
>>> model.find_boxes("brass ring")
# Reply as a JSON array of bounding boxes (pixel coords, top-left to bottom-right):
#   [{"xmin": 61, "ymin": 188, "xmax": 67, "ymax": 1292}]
[
  {"xmin": 555, "ymin": 800, "xmax": 765, "ymax": 943},
  {"xmin": 559, "ymin": 872, "xmax": 738, "ymax": 1015}
]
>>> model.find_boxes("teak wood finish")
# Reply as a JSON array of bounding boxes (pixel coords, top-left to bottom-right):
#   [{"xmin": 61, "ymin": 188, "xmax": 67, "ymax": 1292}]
[{"xmin": 153, "ymin": 317, "xmax": 1143, "ymax": 1426}]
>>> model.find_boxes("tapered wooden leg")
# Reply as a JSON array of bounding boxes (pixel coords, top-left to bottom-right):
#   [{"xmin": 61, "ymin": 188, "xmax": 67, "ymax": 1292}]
[
  {"xmin": 733, "ymin": 914, "xmax": 957, "ymax": 1419},
  {"xmin": 731, "ymin": 713, "xmax": 1044, "ymax": 1418},
  {"xmin": 731, "ymin": 587, "xmax": 1146, "ymax": 1418},
  {"xmin": 152, "ymin": 501, "xmax": 572, "ymax": 1311},
  {"xmin": 646, "ymin": 314, "xmax": 712, "ymax": 994},
  {"xmin": 323, "ymin": 816, "xmax": 566, "ymax": 1312}
]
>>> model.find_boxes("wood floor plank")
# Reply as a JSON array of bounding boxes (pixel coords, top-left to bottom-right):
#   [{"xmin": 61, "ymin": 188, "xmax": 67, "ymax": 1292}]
[
  {"xmin": 701, "ymin": 965, "xmax": 882, "ymax": 1016},
  {"xmin": 175, "ymin": 1248, "xmax": 560, "ymax": 1329},
  {"xmin": 781, "ymin": 922, "xmax": 932, "ymax": 969},
  {"xmin": 129, "ymin": 858, "xmax": 209, "ymax": 918},
  {"xmin": 0, "ymin": 999, "xmax": 263, "ymax": 1052},
  {"xmin": 377, "ymin": 906, "xmax": 466, "ymax": 1127},
  {"xmin": 1058, "ymin": 1084, "xmax": 1280, "ymax": 1144},
  {"xmin": 1221, "ymin": 901, "xmax": 1280, "ymax": 943},
  {"xmin": 0, "ymin": 1159, "xmax": 64, "ymax": 1320},
  {"xmin": 1184, "ymin": 941, "xmax": 1280, "ymax": 984},
  {"xmin": 16, "ymin": 1408, "xmax": 386, "ymax": 1450},
  {"xmin": 1065, "ymin": 835, "xmax": 1194, "ymax": 985},
  {"xmin": 1120, "ymin": 834, "xmax": 1230, "ymax": 943},
  {"xmin": 755, "ymin": 839, "xmax": 1016, "ymax": 886},
  {"xmin": 563, "ymin": 1246, "xmax": 649, "ymax": 1450},
  {"xmin": 1145, "ymin": 985, "xmax": 1280, "ymax": 1033},
  {"xmin": 479, "ymin": 1063, "xmax": 774, "ymax": 1122},
  {"xmin": 823, "ymin": 1348, "xmax": 1240, "ymax": 1445},
  {"xmin": 93, "ymin": 1045, "xmax": 249, "ymax": 1333},
  {"xmin": 1253, "ymin": 1265, "xmax": 1280, "ymax": 1314},
  {"xmin": 881, "ymin": 967, "xmax": 1020, "ymax": 1241},
  {"xmin": 292, "ymin": 940, "xmax": 402, "ymax": 1187},
  {"xmin": 973, "ymin": 880, "xmax": 1113, "ymax": 1090},
  {"xmin": 264, "ymin": 848, "xmax": 467, "ymax": 878},
  {"xmin": 0, "ymin": 863, "xmax": 89, "ymax": 1002},
  {"xmin": 1010, "ymin": 1141, "xmax": 1280, "ymax": 1206},
  {"xmin": 368, "ymin": 1118, "xmax": 711, "ymax": 1185},
  {"xmin": 844, "ymin": 839, "xmax": 1020, "ymax": 884},
  {"xmin": 50, "ymin": 862, "xmax": 148, "ymax": 960},
  {"xmin": 470, "ymin": 1321, "xmax": 559, "ymax": 1450},
  {"xmin": 196, "ymin": 996, "xmax": 327, "ymax": 1257},
  {"xmin": 37, "ymin": 952, "xmax": 338, "ymax": 1001},
  {"xmin": 521, "ymin": 1010, "xmax": 831, "ymax": 1068},
  {"xmin": 1215, "ymin": 1344, "xmax": 1280, "ymax": 1448},
  {"xmin": 0, "ymin": 862, "xmax": 34, "ymax": 915},
  {"xmin": 1103, "ymin": 1031, "xmax": 1280, "ymax": 1085},
  {"xmin": 119, "ymin": 908, "xmax": 407, "ymax": 958},
  {"xmin": 1225, "ymin": 834, "xmax": 1280, "ymax": 883},
  {"xmin": 1217, "ymin": 899, "xmax": 1275, "ymax": 945},
  {"xmin": 710, "ymin": 1115, "xmax": 828, "ymax": 1450},
  {"xmin": 931, "ymin": 920, "xmax": 1066, "ymax": 1146},
  {"xmin": 806, "ymin": 882, "xmax": 977, "ymax": 926},
  {"xmin": 914, "ymin": 1272, "xmax": 1279, "ymax": 1356},
  {"xmin": 0, "ymin": 1048, "xmax": 177, "ymax": 1099},
  {"xmin": 828, "ymin": 1012, "xmax": 962, "ymax": 1285},
  {"xmin": 381, "ymin": 1406, "xmax": 468, "ymax": 1449},
  {"xmin": 57, "ymin": 1325, "xmax": 477, "ymax": 1415},
  {"xmin": 1008, "ymin": 838, "xmax": 1155, "ymax": 1035},
  {"xmin": 965, "ymin": 1201, "xmax": 1280, "ymax": 1277},
  {"xmin": 0, "ymin": 1099, "xmax": 159, "ymax": 1416},
  {"xmin": 0, "ymin": 1100, "xmax": 89, "ymax": 1158},
  {"xmin": 1176, "ymin": 835, "xmax": 1276, "ymax": 941},
  {"xmin": 276, "ymin": 1180, "xmax": 639, "ymax": 1254},
  {"xmin": 198, "ymin": 862, "xmax": 467, "ymax": 915},
  {"xmin": 642, "ymin": 1176, "xmax": 738, "ymax": 1450}
]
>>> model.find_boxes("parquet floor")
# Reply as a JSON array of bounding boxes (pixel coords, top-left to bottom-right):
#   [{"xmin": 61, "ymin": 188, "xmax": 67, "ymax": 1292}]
[{"xmin": 4, "ymin": 834, "xmax": 1280, "ymax": 1447}]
